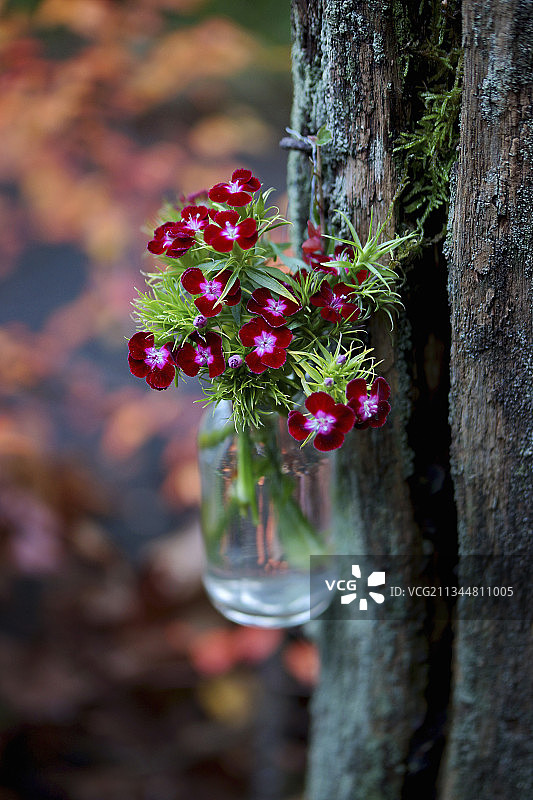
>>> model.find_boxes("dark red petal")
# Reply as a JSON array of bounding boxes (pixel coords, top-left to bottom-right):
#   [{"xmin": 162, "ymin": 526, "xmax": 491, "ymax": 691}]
[
  {"xmin": 288, "ymin": 410, "xmax": 309, "ymax": 441},
  {"xmin": 340, "ymin": 304, "xmax": 360, "ymax": 321},
  {"xmin": 357, "ymin": 269, "xmax": 368, "ymax": 284},
  {"xmin": 225, "ymin": 191, "xmax": 252, "ymax": 207},
  {"xmin": 260, "ymin": 347, "xmax": 286, "ymax": 369},
  {"xmin": 166, "ymin": 239, "xmax": 193, "ymax": 257},
  {"xmin": 208, "ymin": 353, "xmax": 226, "ymax": 378},
  {"xmin": 371, "ymin": 377, "xmax": 391, "ymax": 402},
  {"xmin": 307, "ymin": 221, "xmax": 321, "ymax": 238},
  {"xmin": 314, "ymin": 430, "xmax": 344, "ymax": 451},
  {"xmin": 175, "ymin": 343, "xmax": 200, "ymax": 377},
  {"xmin": 128, "ymin": 331, "xmax": 154, "ymax": 358},
  {"xmin": 147, "ymin": 240, "xmax": 166, "ymax": 254},
  {"xmin": 239, "ymin": 318, "xmax": 264, "ymax": 346},
  {"xmin": 224, "ymin": 287, "xmax": 241, "ymax": 306},
  {"xmin": 314, "ymin": 262, "xmax": 337, "ymax": 275},
  {"xmin": 203, "ymin": 224, "xmax": 221, "ymax": 245},
  {"xmin": 208, "ymin": 184, "xmax": 230, "ymax": 203},
  {"xmin": 181, "ymin": 205, "xmax": 209, "ymax": 221},
  {"xmin": 346, "ymin": 378, "xmax": 368, "ymax": 403},
  {"xmin": 332, "ymin": 282, "xmax": 355, "ymax": 297},
  {"xmin": 281, "ymin": 297, "xmax": 301, "ymax": 316},
  {"xmin": 236, "ymin": 231, "xmax": 258, "ymax": 250},
  {"xmin": 369, "ymin": 401, "xmax": 391, "ymax": 427},
  {"xmin": 160, "ymin": 343, "xmax": 176, "ymax": 363},
  {"xmin": 128, "ymin": 356, "xmax": 151, "ymax": 378},
  {"xmin": 146, "ymin": 362, "xmax": 175, "ymax": 390},
  {"xmin": 195, "ymin": 297, "xmax": 222, "ymax": 317},
  {"xmin": 231, "ymin": 168, "xmax": 252, "ymax": 182},
  {"xmin": 305, "ymin": 391, "xmax": 335, "ymax": 416},
  {"xmin": 332, "ymin": 403, "xmax": 356, "ymax": 433},
  {"xmin": 259, "ymin": 309, "xmax": 288, "ymax": 327},
  {"xmin": 213, "ymin": 210, "xmax": 239, "ymax": 226},
  {"xmin": 205, "ymin": 230, "xmax": 234, "ymax": 253},
  {"xmin": 237, "ymin": 218, "xmax": 257, "ymax": 237},
  {"xmin": 271, "ymin": 326, "xmax": 293, "ymax": 348},
  {"xmin": 226, "ymin": 277, "xmax": 241, "ymax": 298},
  {"xmin": 320, "ymin": 307, "xmax": 342, "ymax": 323},
  {"xmin": 353, "ymin": 418, "xmax": 371, "ymax": 430},
  {"xmin": 244, "ymin": 176, "xmax": 260, "ymax": 191},
  {"xmin": 310, "ymin": 283, "xmax": 333, "ymax": 307},
  {"xmin": 245, "ymin": 351, "xmax": 268, "ymax": 374},
  {"xmin": 205, "ymin": 331, "xmax": 224, "ymax": 353},
  {"xmin": 181, "ymin": 267, "xmax": 205, "ymax": 294}
]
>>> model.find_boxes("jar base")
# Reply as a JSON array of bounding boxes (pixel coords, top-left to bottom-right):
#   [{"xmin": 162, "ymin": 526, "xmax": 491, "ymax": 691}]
[{"xmin": 203, "ymin": 569, "xmax": 334, "ymax": 629}]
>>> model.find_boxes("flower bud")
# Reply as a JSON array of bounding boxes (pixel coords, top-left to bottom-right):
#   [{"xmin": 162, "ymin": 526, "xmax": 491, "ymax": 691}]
[
  {"xmin": 323, "ymin": 377, "xmax": 334, "ymax": 387},
  {"xmin": 336, "ymin": 354, "xmax": 347, "ymax": 365},
  {"xmin": 193, "ymin": 314, "xmax": 207, "ymax": 329},
  {"xmin": 228, "ymin": 355, "xmax": 243, "ymax": 369}
]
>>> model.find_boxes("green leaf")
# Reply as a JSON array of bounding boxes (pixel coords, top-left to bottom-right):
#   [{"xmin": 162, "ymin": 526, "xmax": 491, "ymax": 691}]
[
  {"xmin": 246, "ymin": 268, "xmax": 296, "ymax": 301},
  {"xmin": 315, "ymin": 124, "xmax": 333, "ymax": 146}
]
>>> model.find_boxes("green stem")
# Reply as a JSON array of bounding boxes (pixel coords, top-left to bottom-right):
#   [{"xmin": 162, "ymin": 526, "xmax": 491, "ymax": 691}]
[{"xmin": 235, "ymin": 426, "xmax": 259, "ymax": 525}]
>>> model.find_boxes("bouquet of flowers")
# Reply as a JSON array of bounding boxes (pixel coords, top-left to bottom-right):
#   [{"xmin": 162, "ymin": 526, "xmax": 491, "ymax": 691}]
[
  {"xmin": 128, "ymin": 167, "xmax": 410, "ymax": 448},
  {"xmin": 127, "ymin": 163, "xmax": 413, "ymax": 626}
]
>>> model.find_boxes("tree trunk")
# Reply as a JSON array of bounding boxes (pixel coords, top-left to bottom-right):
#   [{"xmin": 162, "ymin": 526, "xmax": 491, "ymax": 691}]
[
  {"xmin": 289, "ymin": 3, "xmax": 429, "ymax": 799},
  {"xmin": 288, "ymin": 1, "xmax": 533, "ymax": 799},
  {"xmin": 441, "ymin": 1, "xmax": 533, "ymax": 797}
]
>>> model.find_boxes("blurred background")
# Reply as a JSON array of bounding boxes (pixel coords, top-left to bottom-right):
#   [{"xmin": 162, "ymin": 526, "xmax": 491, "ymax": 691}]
[{"xmin": 0, "ymin": 1, "xmax": 319, "ymax": 798}]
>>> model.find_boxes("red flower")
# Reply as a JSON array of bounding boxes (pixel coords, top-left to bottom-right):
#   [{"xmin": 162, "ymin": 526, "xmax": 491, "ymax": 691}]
[
  {"xmin": 128, "ymin": 332, "xmax": 176, "ymax": 390},
  {"xmin": 346, "ymin": 377, "xmax": 391, "ymax": 429},
  {"xmin": 302, "ymin": 221, "xmax": 330, "ymax": 270},
  {"xmin": 181, "ymin": 268, "xmax": 241, "ymax": 317},
  {"xmin": 288, "ymin": 392, "xmax": 355, "ymax": 451},
  {"xmin": 238, "ymin": 318, "xmax": 293, "ymax": 374},
  {"xmin": 246, "ymin": 288, "xmax": 300, "ymax": 328},
  {"xmin": 204, "ymin": 210, "xmax": 258, "ymax": 253},
  {"xmin": 179, "ymin": 205, "xmax": 210, "ymax": 235},
  {"xmin": 147, "ymin": 222, "xmax": 194, "ymax": 258},
  {"xmin": 175, "ymin": 332, "xmax": 225, "ymax": 378},
  {"xmin": 310, "ymin": 281, "xmax": 360, "ymax": 323},
  {"xmin": 208, "ymin": 169, "xmax": 261, "ymax": 207}
]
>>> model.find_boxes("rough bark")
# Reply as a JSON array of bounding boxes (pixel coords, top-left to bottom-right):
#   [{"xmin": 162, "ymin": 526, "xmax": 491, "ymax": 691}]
[
  {"xmin": 289, "ymin": 3, "xmax": 429, "ymax": 799},
  {"xmin": 441, "ymin": 1, "xmax": 533, "ymax": 796}
]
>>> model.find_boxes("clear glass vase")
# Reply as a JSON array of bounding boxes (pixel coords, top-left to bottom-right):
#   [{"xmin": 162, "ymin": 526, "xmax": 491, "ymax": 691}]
[{"xmin": 197, "ymin": 401, "xmax": 335, "ymax": 628}]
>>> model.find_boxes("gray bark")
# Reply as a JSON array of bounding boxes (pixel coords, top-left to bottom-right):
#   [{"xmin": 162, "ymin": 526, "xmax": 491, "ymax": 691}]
[
  {"xmin": 289, "ymin": 3, "xmax": 428, "ymax": 799},
  {"xmin": 441, "ymin": 1, "xmax": 533, "ymax": 796},
  {"xmin": 289, "ymin": 1, "xmax": 533, "ymax": 798}
]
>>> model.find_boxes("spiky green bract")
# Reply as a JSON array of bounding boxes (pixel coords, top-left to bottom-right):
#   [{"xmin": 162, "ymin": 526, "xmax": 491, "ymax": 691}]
[
  {"xmin": 325, "ymin": 210, "xmax": 415, "ymax": 328},
  {"xmin": 393, "ymin": 1, "xmax": 462, "ymax": 239},
  {"xmin": 199, "ymin": 366, "xmax": 295, "ymax": 433}
]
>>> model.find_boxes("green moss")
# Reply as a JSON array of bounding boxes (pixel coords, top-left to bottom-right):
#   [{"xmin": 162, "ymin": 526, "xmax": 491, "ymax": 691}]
[{"xmin": 393, "ymin": 0, "xmax": 463, "ymax": 241}]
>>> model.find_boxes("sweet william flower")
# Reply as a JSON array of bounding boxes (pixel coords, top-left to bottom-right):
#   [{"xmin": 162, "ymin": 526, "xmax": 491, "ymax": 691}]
[
  {"xmin": 175, "ymin": 332, "xmax": 225, "ymax": 378},
  {"xmin": 208, "ymin": 169, "xmax": 261, "ymax": 207},
  {"xmin": 181, "ymin": 267, "xmax": 241, "ymax": 317},
  {"xmin": 179, "ymin": 205, "xmax": 210, "ymax": 235},
  {"xmin": 346, "ymin": 377, "xmax": 391, "ymax": 429},
  {"xmin": 204, "ymin": 210, "xmax": 258, "ymax": 253},
  {"xmin": 247, "ymin": 288, "xmax": 300, "ymax": 328},
  {"xmin": 310, "ymin": 281, "xmax": 360, "ymax": 323},
  {"xmin": 147, "ymin": 221, "xmax": 194, "ymax": 258},
  {"xmin": 302, "ymin": 221, "xmax": 328, "ymax": 269},
  {"xmin": 239, "ymin": 318, "xmax": 293, "ymax": 374},
  {"xmin": 128, "ymin": 332, "xmax": 176, "ymax": 390},
  {"xmin": 288, "ymin": 392, "xmax": 355, "ymax": 451}
]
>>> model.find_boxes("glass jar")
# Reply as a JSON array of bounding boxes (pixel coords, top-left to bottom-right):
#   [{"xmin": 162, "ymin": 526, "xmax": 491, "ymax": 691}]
[{"xmin": 198, "ymin": 401, "xmax": 335, "ymax": 627}]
